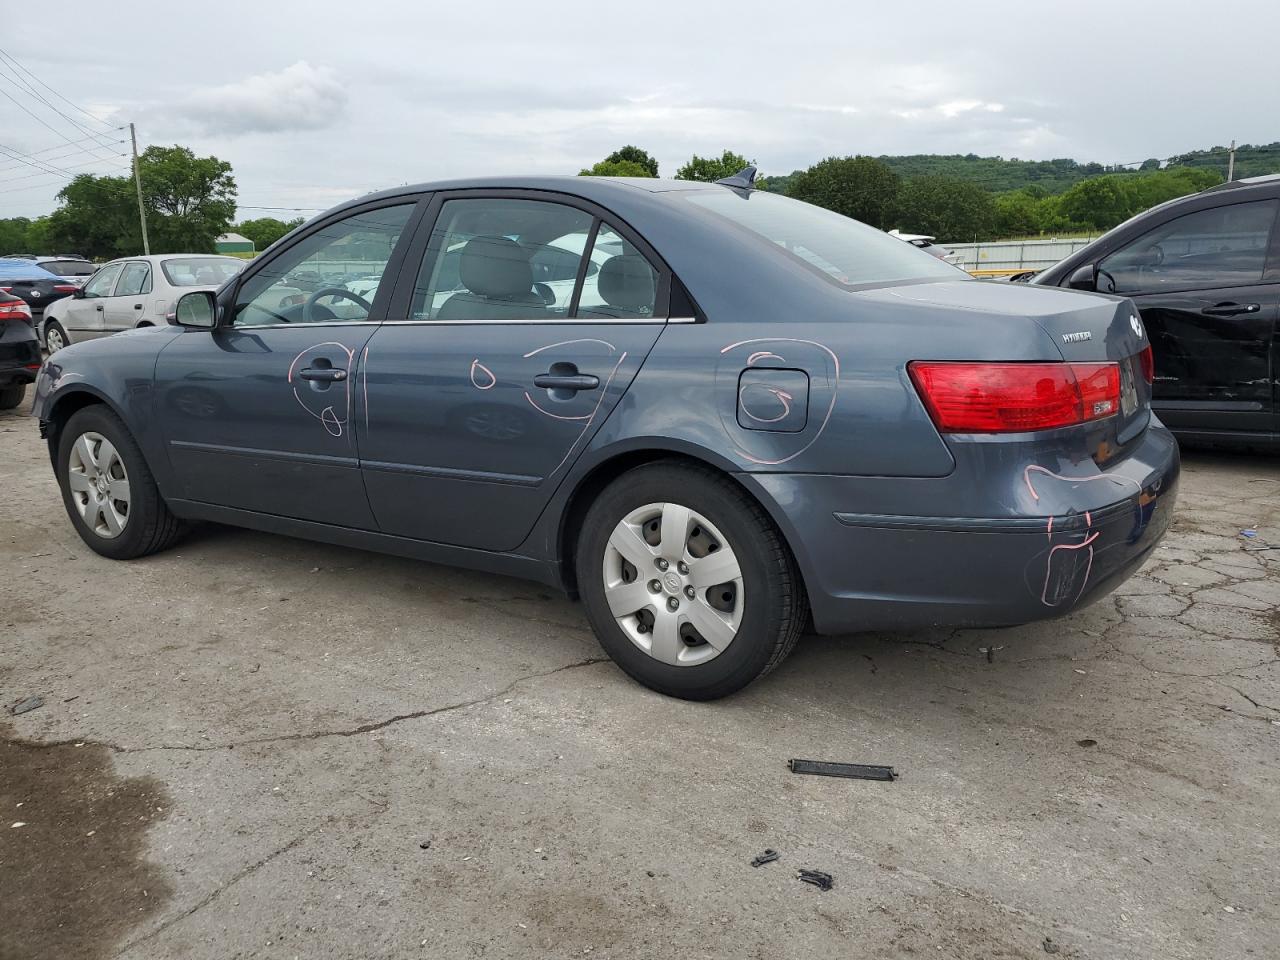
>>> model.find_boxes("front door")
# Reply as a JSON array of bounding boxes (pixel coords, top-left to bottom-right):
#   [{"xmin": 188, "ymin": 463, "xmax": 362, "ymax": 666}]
[
  {"xmin": 154, "ymin": 200, "xmax": 421, "ymax": 528},
  {"xmin": 359, "ymin": 194, "xmax": 668, "ymax": 551},
  {"xmin": 61, "ymin": 261, "xmax": 123, "ymax": 342},
  {"xmin": 103, "ymin": 261, "xmax": 152, "ymax": 333},
  {"xmin": 1097, "ymin": 197, "xmax": 1279, "ymax": 434}
]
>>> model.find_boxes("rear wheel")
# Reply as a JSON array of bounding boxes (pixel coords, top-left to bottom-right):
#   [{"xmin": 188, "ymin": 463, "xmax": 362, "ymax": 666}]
[
  {"xmin": 56, "ymin": 405, "xmax": 185, "ymax": 559},
  {"xmin": 576, "ymin": 461, "xmax": 807, "ymax": 700},
  {"xmin": 45, "ymin": 320, "xmax": 69, "ymax": 353},
  {"xmin": 0, "ymin": 384, "xmax": 25, "ymax": 409}
]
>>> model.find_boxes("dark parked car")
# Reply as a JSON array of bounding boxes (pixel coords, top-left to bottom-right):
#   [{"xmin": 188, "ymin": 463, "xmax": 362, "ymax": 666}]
[
  {"xmin": 32, "ymin": 256, "xmax": 97, "ymax": 287},
  {"xmin": 0, "ymin": 258, "xmax": 79, "ymax": 316},
  {"xmin": 33, "ymin": 172, "xmax": 1178, "ymax": 699},
  {"xmin": 1033, "ymin": 174, "xmax": 1280, "ymax": 448},
  {"xmin": 0, "ymin": 291, "xmax": 41, "ymax": 409}
]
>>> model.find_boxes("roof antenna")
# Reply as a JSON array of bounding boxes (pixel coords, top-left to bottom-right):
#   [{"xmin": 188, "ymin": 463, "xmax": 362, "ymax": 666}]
[{"xmin": 715, "ymin": 165, "xmax": 757, "ymax": 190}]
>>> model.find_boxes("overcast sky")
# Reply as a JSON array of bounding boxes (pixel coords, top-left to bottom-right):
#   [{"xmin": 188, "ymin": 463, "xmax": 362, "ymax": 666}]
[{"xmin": 2, "ymin": 0, "xmax": 1276, "ymax": 219}]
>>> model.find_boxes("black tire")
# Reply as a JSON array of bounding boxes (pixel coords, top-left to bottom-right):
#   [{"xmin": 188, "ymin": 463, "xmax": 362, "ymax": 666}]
[
  {"xmin": 576, "ymin": 460, "xmax": 808, "ymax": 700},
  {"xmin": 0, "ymin": 384, "xmax": 24, "ymax": 410},
  {"xmin": 45, "ymin": 320, "xmax": 69, "ymax": 353},
  {"xmin": 56, "ymin": 405, "xmax": 185, "ymax": 560}
]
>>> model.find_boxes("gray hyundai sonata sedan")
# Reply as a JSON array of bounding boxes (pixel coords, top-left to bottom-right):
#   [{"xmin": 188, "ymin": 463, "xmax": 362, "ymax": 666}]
[{"xmin": 33, "ymin": 170, "xmax": 1179, "ymax": 700}]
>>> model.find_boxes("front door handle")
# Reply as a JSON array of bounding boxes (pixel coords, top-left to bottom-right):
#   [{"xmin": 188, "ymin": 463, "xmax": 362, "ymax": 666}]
[
  {"xmin": 533, "ymin": 373, "xmax": 599, "ymax": 391},
  {"xmin": 299, "ymin": 367, "xmax": 348, "ymax": 382},
  {"xmin": 134, "ymin": 303, "xmax": 143, "ymax": 310},
  {"xmin": 1201, "ymin": 302, "xmax": 1260, "ymax": 317},
  {"xmin": 95, "ymin": 304, "xmax": 104, "ymax": 311}
]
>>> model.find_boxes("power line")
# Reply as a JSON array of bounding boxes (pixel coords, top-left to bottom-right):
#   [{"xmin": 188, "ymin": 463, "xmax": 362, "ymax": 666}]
[
  {"xmin": 237, "ymin": 204, "xmax": 325, "ymax": 212},
  {"xmin": 0, "ymin": 47, "xmax": 121, "ymax": 157},
  {"xmin": 0, "ymin": 153, "xmax": 130, "ymax": 185},
  {"xmin": 0, "ymin": 141, "xmax": 80, "ymax": 179},
  {"xmin": 0, "ymin": 53, "xmax": 122, "ymax": 163},
  {"xmin": 0, "ymin": 136, "xmax": 128, "ymax": 174},
  {"xmin": 0, "ymin": 47, "xmax": 119, "ymax": 131}
]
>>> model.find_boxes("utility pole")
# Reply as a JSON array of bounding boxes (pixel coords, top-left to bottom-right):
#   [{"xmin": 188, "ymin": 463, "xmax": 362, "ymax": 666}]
[
  {"xmin": 1227, "ymin": 139, "xmax": 1236, "ymax": 182},
  {"xmin": 129, "ymin": 122, "xmax": 150, "ymax": 255}
]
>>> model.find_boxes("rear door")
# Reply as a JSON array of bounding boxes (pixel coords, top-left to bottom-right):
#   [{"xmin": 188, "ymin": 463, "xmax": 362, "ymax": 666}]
[
  {"xmin": 1097, "ymin": 197, "xmax": 1279, "ymax": 434},
  {"xmin": 358, "ymin": 192, "xmax": 670, "ymax": 552},
  {"xmin": 61, "ymin": 262, "xmax": 124, "ymax": 341}
]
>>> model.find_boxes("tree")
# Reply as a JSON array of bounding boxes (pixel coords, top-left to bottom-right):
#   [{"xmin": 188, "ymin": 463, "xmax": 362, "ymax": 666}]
[
  {"xmin": 46, "ymin": 174, "xmax": 139, "ymax": 259},
  {"xmin": 603, "ymin": 145, "xmax": 658, "ymax": 177},
  {"xmin": 235, "ymin": 216, "xmax": 305, "ymax": 252},
  {"xmin": 994, "ymin": 190, "xmax": 1041, "ymax": 237},
  {"xmin": 41, "ymin": 145, "xmax": 237, "ymax": 259},
  {"xmin": 674, "ymin": 150, "xmax": 751, "ymax": 182},
  {"xmin": 890, "ymin": 175, "xmax": 997, "ymax": 241},
  {"xmin": 1056, "ymin": 176, "xmax": 1133, "ymax": 231},
  {"xmin": 139, "ymin": 145, "xmax": 236, "ymax": 252},
  {"xmin": 786, "ymin": 156, "xmax": 900, "ymax": 228},
  {"xmin": 578, "ymin": 159, "xmax": 655, "ymax": 177}
]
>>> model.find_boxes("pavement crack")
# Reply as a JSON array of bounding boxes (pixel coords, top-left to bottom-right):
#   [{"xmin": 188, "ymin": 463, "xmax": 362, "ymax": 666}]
[
  {"xmin": 113, "ymin": 824, "xmax": 323, "ymax": 958},
  {"xmin": 116, "ymin": 656, "xmax": 610, "ymax": 755}
]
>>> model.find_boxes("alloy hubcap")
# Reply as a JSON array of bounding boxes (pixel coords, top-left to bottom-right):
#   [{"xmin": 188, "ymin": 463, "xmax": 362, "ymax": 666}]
[
  {"xmin": 602, "ymin": 502, "xmax": 744, "ymax": 667},
  {"xmin": 47, "ymin": 329, "xmax": 64, "ymax": 352},
  {"xmin": 67, "ymin": 431, "xmax": 130, "ymax": 539}
]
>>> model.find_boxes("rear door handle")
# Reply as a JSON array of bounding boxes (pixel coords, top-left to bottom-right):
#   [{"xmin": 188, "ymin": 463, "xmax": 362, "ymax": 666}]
[
  {"xmin": 299, "ymin": 367, "xmax": 348, "ymax": 382},
  {"xmin": 533, "ymin": 373, "xmax": 599, "ymax": 391},
  {"xmin": 134, "ymin": 303, "xmax": 143, "ymax": 310},
  {"xmin": 95, "ymin": 304, "xmax": 104, "ymax": 311},
  {"xmin": 1201, "ymin": 302, "xmax": 1260, "ymax": 317}
]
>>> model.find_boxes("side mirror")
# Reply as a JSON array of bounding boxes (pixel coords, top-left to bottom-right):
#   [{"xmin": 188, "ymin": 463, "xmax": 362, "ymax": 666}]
[
  {"xmin": 72, "ymin": 286, "xmax": 85, "ymax": 299},
  {"xmin": 174, "ymin": 290, "xmax": 217, "ymax": 329},
  {"xmin": 1066, "ymin": 264, "xmax": 1097, "ymax": 291}
]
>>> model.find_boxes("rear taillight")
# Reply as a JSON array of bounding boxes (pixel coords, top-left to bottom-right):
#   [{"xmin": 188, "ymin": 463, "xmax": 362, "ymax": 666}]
[
  {"xmin": 1138, "ymin": 345, "xmax": 1154, "ymax": 385},
  {"xmin": 54, "ymin": 284, "xmax": 78, "ymax": 293},
  {"xmin": 908, "ymin": 361, "xmax": 1121, "ymax": 433},
  {"xmin": 0, "ymin": 300, "xmax": 32, "ymax": 324}
]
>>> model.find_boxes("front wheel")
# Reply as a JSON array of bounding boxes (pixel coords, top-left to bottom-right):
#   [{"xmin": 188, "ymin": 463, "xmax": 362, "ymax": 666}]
[
  {"xmin": 56, "ymin": 405, "xmax": 185, "ymax": 559},
  {"xmin": 44, "ymin": 320, "xmax": 69, "ymax": 353},
  {"xmin": 576, "ymin": 461, "xmax": 808, "ymax": 700}
]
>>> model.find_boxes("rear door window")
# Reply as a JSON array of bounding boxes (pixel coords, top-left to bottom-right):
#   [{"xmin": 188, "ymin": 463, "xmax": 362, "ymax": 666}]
[{"xmin": 1099, "ymin": 199, "xmax": 1279, "ymax": 294}]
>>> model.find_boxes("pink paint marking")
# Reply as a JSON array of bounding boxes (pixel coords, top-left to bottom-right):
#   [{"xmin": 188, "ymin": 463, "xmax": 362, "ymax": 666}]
[
  {"xmin": 523, "ymin": 338, "xmax": 616, "ymax": 359},
  {"xmin": 738, "ymin": 384, "xmax": 794, "ymax": 424},
  {"xmin": 287, "ymin": 341, "xmax": 356, "ymax": 438},
  {"xmin": 545, "ymin": 351, "xmax": 628, "ymax": 479},
  {"xmin": 1041, "ymin": 531, "xmax": 1100, "ymax": 606},
  {"xmin": 746, "ymin": 351, "xmax": 785, "ymax": 366},
  {"xmin": 720, "ymin": 338, "xmax": 841, "ymax": 466},
  {"xmin": 470, "ymin": 359, "xmax": 497, "ymax": 390},
  {"xmin": 1023, "ymin": 464, "xmax": 1143, "ymax": 503}
]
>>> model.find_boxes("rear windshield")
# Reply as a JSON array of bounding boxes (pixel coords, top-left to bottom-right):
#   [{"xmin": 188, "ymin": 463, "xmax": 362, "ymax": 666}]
[
  {"xmin": 683, "ymin": 190, "xmax": 965, "ymax": 288},
  {"xmin": 162, "ymin": 257, "xmax": 243, "ymax": 287},
  {"xmin": 37, "ymin": 259, "xmax": 95, "ymax": 276},
  {"xmin": 0, "ymin": 258, "xmax": 59, "ymax": 280}
]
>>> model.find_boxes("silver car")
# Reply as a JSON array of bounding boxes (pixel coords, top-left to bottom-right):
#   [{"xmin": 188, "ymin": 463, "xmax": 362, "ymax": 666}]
[{"xmin": 39, "ymin": 254, "xmax": 245, "ymax": 353}]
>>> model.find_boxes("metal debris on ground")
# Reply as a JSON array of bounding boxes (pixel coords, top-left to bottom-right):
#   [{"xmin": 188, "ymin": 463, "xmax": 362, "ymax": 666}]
[
  {"xmin": 797, "ymin": 869, "xmax": 834, "ymax": 891},
  {"xmin": 8, "ymin": 696, "xmax": 44, "ymax": 716},
  {"xmin": 1240, "ymin": 529, "xmax": 1258, "ymax": 538},
  {"xmin": 788, "ymin": 758, "xmax": 897, "ymax": 781},
  {"xmin": 750, "ymin": 849, "xmax": 779, "ymax": 868}
]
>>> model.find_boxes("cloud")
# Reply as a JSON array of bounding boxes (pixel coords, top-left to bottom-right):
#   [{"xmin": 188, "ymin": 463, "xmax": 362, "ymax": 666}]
[{"xmin": 178, "ymin": 61, "xmax": 347, "ymax": 136}]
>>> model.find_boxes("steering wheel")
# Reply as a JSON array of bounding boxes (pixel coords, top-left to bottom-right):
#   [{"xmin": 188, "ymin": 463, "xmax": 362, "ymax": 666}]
[{"xmin": 303, "ymin": 287, "xmax": 373, "ymax": 323}]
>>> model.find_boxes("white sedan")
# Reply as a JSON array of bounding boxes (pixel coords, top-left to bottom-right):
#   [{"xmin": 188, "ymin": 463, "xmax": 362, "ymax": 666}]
[{"xmin": 38, "ymin": 254, "xmax": 246, "ymax": 352}]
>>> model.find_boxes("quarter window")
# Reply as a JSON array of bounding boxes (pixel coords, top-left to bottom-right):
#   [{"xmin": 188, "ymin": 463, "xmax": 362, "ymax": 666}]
[
  {"xmin": 116, "ymin": 262, "xmax": 152, "ymax": 297},
  {"xmin": 1098, "ymin": 199, "xmax": 1278, "ymax": 294},
  {"xmin": 233, "ymin": 204, "xmax": 415, "ymax": 326},
  {"xmin": 576, "ymin": 226, "xmax": 659, "ymax": 319},
  {"xmin": 82, "ymin": 263, "xmax": 124, "ymax": 298}
]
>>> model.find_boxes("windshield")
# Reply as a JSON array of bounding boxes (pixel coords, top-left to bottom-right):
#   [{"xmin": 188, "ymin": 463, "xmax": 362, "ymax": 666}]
[
  {"xmin": 162, "ymin": 257, "xmax": 243, "ymax": 287},
  {"xmin": 684, "ymin": 190, "xmax": 965, "ymax": 288}
]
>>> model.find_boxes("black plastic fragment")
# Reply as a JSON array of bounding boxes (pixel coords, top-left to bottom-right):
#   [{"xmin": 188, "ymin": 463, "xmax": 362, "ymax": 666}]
[
  {"xmin": 797, "ymin": 869, "xmax": 834, "ymax": 891},
  {"xmin": 750, "ymin": 848, "xmax": 779, "ymax": 868},
  {"xmin": 788, "ymin": 758, "xmax": 897, "ymax": 781}
]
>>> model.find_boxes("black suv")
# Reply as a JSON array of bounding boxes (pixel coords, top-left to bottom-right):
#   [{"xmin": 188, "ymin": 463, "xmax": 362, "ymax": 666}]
[
  {"xmin": 0, "ymin": 291, "xmax": 41, "ymax": 409},
  {"xmin": 1033, "ymin": 175, "xmax": 1280, "ymax": 448}
]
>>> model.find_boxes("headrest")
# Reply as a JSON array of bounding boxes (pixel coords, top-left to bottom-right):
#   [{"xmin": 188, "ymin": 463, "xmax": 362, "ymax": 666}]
[
  {"xmin": 597, "ymin": 255, "xmax": 655, "ymax": 312},
  {"xmin": 459, "ymin": 236, "xmax": 533, "ymax": 299}
]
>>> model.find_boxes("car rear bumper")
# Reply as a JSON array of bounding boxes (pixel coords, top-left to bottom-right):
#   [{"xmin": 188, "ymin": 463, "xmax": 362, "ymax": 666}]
[
  {"xmin": 741, "ymin": 421, "xmax": 1180, "ymax": 634},
  {"xmin": 0, "ymin": 325, "xmax": 42, "ymax": 386}
]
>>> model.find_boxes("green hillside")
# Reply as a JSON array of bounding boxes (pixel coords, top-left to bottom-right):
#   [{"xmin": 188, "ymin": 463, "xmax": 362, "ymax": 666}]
[{"xmin": 763, "ymin": 142, "xmax": 1280, "ymax": 197}]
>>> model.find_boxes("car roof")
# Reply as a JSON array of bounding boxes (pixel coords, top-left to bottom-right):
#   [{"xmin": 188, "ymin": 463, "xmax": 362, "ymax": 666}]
[
  {"xmin": 1201, "ymin": 172, "xmax": 1280, "ymax": 193},
  {"xmin": 322, "ymin": 176, "xmax": 718, "ymax": 217},
  {"xmin": 101, "ymin": 254, "xmax": 245, "ymax": 266},
  {"xmin": 0, "ymin": 258, "xmax": 60, "ymax": 280}
]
